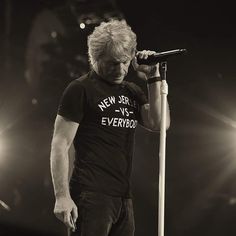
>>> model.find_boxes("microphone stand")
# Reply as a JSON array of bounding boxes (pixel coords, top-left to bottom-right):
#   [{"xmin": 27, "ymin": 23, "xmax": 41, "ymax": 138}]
[{"xmin": 158, "ymin": 61, "xmax": 168, "ymax": 236}]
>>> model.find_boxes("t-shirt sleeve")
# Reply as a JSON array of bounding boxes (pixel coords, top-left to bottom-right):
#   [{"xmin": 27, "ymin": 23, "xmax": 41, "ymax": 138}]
[{"xmin": 57, "ymin": 80, "xmax": 86, "ymax": 123}]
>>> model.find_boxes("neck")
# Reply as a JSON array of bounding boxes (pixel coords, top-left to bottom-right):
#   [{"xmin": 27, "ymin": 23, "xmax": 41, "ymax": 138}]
[{"xmin": 92, "ymin": 63, "xmax": 99, "ymax": 76}]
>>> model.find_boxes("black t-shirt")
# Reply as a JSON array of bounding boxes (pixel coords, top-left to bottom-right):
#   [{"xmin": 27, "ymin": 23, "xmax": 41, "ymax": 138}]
[{"xmin": 58, "ymin": 71, "xmax": 148, "ymax": 198}]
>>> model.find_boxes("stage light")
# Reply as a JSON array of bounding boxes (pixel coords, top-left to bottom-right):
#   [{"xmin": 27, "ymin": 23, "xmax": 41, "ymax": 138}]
[
  {"xmin": 80, "ymin": 23, "xmax": 85, "ymax": 29},
  {"xmin": 51, "ymin": 31, "xmax": 57, "ymax": 38},
  {"xmin": 31, "ymin": 98, "xmax": 38, "ymax": 105},
  {"xmin": 0, "ymin": 200, "xmax": 11, "ymax": 211}
]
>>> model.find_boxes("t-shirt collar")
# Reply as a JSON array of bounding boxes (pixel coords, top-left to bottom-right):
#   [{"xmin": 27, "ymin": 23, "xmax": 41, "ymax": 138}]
[{"xmin": 89, "ymin": 70, "xmax": 125, "ymax": 87}]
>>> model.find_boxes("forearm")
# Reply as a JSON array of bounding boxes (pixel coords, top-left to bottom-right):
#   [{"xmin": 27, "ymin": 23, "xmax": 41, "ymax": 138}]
[
  {"xmin": 148, "ymin": 81, "xmax": 162, "ymax": 128},
  {"xmin": 134, "ymin": 50, "xmax": 171, "ymax": 130},
  {"xmin": 50, "ymin": 144, "xmax": 70, "ymax": 199}
]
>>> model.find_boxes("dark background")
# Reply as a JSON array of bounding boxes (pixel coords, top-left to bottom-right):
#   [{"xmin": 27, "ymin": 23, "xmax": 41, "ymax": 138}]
[{"xmin": 0, "ymin": 0, "xmax": 236, "ymax": 235}]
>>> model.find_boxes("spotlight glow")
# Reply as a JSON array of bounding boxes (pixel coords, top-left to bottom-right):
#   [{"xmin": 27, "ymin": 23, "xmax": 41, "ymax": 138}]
[
  {"xmin": 0, "ymin": 137, "xmax": 4, "ymax": 163},
  {"xmin": 80, "ymin": 23, "xmax": 86, "ymax": 29}
]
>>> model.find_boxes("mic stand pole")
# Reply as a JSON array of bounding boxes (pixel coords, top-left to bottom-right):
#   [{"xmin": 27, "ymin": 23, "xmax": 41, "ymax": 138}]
[{"xmin": 158, "ymin": 61, "xmax": 168, "ymax": 236}]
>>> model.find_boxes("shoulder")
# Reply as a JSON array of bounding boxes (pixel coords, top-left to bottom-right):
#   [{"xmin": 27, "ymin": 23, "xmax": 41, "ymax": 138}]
[
  {"xmin": 67, "ymin": 73, "xmax": 89, "ymax": 88},
  {"xmin": 62, "ymin": 73, "xmax": 95, "ymax": 98},
  {"xmin": 76, "ymin": 73, "xmax": 90, "ymax": 83}
]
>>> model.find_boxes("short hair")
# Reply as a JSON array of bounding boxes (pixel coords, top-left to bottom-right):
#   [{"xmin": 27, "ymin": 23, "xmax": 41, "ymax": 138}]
[{"xmin": 87, "ymin": 20, "xmax": 137, "ymax": 66}]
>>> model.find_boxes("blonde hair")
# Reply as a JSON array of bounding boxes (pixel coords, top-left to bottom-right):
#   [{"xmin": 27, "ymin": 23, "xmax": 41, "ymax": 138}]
[{"xmin": 87, "ymin": 20, "xmax": 137, "ymax": 66}]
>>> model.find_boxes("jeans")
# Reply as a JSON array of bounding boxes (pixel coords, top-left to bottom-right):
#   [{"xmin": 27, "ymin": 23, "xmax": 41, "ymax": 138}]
[{"xmin": 70, "ymin": 191, "xmax": 135, "ymax": 236}]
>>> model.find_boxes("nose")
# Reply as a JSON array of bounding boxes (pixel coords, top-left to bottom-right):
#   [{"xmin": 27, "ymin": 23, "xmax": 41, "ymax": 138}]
[{"xmin": 114, "ymin": 63, "xmax": 122, "ymax": 73}]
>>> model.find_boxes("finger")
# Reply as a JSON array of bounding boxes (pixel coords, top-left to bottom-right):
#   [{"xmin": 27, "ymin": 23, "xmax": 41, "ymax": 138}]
[
  {"xmin": 148, "ymin": 50, "xmax": 156, "ymax": 55},
  {"xmin": 142, "ymin": 50, "xmax": 148, "ymax": 59},
  {"xmin": 137, "ymin": 50, "xmax": 146, "ymax": 59},
  {"xmin": 139, "ymin": 50, "xmax": 156, "ymax": 59},
  {"xmin": 143, "ymin": 50, "xmax": 149, "ymax": 59},
  {"xmin": 64, "ymin": 211, "xmax": 74, "ymax": 229},
  {"xmin": 143, "ymin": 53, "xmax": 148, "ymax": 59},
  {"xmin": 72, "ymin": 206, "xmax": 78, "ymax": 223},
  {"xmin": 144, "ymin": 50, "xmax": 156, "ymax": 58},
  {"xmin": 70, "ymin": 213, "xmax": 76, "ymax": 232}
]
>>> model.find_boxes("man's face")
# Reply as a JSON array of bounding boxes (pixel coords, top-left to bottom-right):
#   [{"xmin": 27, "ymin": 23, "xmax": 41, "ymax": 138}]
[{"xmin": 95, "ymin": 52, "xmax": 132, "ymax": 84}]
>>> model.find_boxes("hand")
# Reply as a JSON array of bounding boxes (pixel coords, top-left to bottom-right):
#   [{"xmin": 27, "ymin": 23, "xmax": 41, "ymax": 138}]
[
  {"xmin": 132, "ymin": 50, "xmax": 160, "ymax": 79},
  {"xmin": 54, "ymin": 196, "xmax": 78, "ymax": 232}
]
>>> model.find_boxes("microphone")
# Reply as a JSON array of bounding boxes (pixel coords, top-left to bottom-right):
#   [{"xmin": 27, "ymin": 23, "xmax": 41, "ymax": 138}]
[{"xmin": 136, "ymin": 49, "xmax": 187, "ymax": 65}]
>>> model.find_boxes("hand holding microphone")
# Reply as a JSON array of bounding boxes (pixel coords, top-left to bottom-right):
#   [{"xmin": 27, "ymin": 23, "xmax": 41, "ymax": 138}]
[
  {"xmin": 133, "ymin": 50, "xmax": 161, "ymax": 79},
  {"xmin": 133, "ymin": 49, "xmax": 187, "ymax": 81},
  {"xmin": 136, "ymin": 49, "xmax": 187, "ymax": 65}
]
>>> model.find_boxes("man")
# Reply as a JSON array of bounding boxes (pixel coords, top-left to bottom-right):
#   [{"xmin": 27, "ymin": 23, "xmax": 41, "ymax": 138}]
[{"xmin": 50, "ymin": 19, "xmax": 170, "ymax": 236}]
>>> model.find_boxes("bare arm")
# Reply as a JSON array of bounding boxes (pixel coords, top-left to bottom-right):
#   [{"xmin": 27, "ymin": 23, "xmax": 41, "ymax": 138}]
[
  {"xmin": 50, "ymin": 114, "xmax": 79, "ymax": 231},
  {"xmin": 141, "ymin": 81, "xmax": 170, "ymax": 131},
  {"xmin": 133, "ymin": 50, "xmax": 170, "ymax": 131}
]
